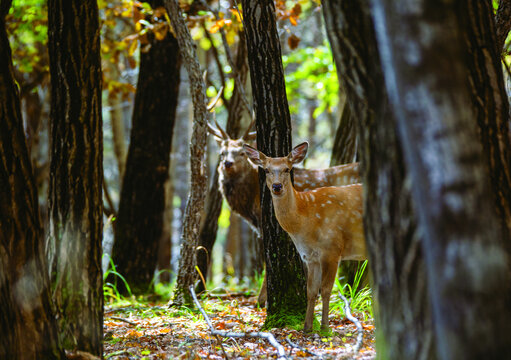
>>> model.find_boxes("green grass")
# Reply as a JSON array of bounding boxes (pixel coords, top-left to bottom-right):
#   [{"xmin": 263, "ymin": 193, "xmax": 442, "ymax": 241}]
[
  {"xmin": 103, "ymin": 256, "xmax": 133, "ymax": 304},
  {"xmin": 330, "ymin": 260, "xmax": 373, "ymax": 320}
]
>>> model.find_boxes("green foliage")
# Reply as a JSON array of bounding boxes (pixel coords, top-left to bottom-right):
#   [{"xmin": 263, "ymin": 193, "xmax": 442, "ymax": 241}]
[
  {"xmin": 283, "ymin": 43, "xmax": 339, "ymax": 119},
  {"xmin": 217, "ymin": 201, "xmax": 231, "ymax": 229},
  {"xmin": 7, "ymin": 0, "xmax": 48, "ymax": 75}
]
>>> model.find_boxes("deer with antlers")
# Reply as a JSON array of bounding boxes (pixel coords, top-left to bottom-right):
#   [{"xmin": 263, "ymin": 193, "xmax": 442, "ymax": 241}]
[
  {"xmin": 243, "ymin": 142, "xmax": 367, "ymax": 332},
  {"xmin": 207, "ymin": 121, "xmax": 361, "ymax": 306}
]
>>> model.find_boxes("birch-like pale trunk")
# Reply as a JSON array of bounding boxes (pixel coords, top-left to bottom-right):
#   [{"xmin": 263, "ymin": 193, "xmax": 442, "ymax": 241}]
[{"xmin": 163, "ymin": 0, "xmax": 209, "ymax": 306}]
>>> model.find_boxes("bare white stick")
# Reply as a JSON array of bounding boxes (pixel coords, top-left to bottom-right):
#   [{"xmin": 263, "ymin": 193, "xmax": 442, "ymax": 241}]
[
  {"xmin": 189, "ymin": 285, "xmax": 288, "ymax": 359},
  {"xmin": 339, "ymin": 293, "xmax": 364, "ymax": 353}
]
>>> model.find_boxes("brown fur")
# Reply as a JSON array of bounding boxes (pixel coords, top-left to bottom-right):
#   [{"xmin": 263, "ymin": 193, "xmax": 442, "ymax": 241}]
[{"xmin": 244, "ymin": 142, "xmax": 367, "ymax": 332}]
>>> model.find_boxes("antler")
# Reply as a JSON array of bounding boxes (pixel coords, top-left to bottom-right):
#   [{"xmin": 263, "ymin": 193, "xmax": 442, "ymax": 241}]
[
  {"xmin": 207, "ymin": 87, "xmax": 224, "ymax": 111},
  {"xmin": 242, "ymin": 118, "xmax": 256, "ymax": 141},
  {"xmin": 214, "ymin": 118, "xmax": 230, "ymax": 140}
]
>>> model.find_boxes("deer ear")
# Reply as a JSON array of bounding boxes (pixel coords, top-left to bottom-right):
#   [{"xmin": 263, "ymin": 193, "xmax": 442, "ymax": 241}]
[
  {"xmin": 243, "ymin": 144, "xmax": 265, "ymax": 167},
  {"xmin": 288, "ymin": 142, "xmax": 308, "ymax": 165}
]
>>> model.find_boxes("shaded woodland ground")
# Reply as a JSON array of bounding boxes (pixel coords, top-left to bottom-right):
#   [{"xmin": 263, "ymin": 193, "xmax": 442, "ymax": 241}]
[{"xmin": 103, "ymin": 294, "xmax": 375, "ymax": 359}]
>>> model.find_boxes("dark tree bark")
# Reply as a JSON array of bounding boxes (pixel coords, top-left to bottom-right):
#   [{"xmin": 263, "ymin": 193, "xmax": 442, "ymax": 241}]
[
  {"xmin": 111, "ymin": 12, "xmax": 181, "ymax": 294},
  {"xmin": 164, "ymin": 0, "xmax": 209, "ymax": 306},
  {"xmin": 371, "ymin": 0, "xmax": 511, "ymax": 358},
  {"xmin": 196, "ymin": 32, "xmax": 250, "ymax": 293},
  {"xmin": 0, "ymin": 2, "xmax": 63, "ymax": 358},
  {"xmin": 329, "ymin": 104, "xmax": 357, "ymax": 166},
  {"xmin": 46, "ymin": 0, "xmax": 103, "ymax": 354},
  {"xmin": 241, "ymin": 0, "xmax": 307, "ymax": 329},
  {"xmin": 463, "ymin": 0, "xmax": 511, "ymax": 246},
  {"xmin": 323, "ymin": 0, "xmax": 433, "ymax": 358}
]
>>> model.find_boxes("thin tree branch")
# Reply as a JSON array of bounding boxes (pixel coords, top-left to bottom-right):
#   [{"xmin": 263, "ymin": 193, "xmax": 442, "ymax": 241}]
[
  {"xmin": 202, "ymin": 23, "xmax": 229, "ymax": 107},
  {"xmin": 103, "ymin": 175, "xmax": 116, "ymax": 217},
  {"xmin": 338, "ymin": 293, "xmax": 364, "ymax": 353},
  {"xmin": 202, "ymin": 1, "xmax": 253, "ymax": 116},
  {"xmin": 189, "ymin": 285, "xmax": 288, "ymax": 360}
]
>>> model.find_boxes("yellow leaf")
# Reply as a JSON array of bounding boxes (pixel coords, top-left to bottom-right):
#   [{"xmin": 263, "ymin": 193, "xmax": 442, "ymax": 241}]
[
  {"xmin": 230, "ymin": 8, "xmax": 242, "ymax": 23},
  {"xmin": 128, "ymin": 38, "xmax": 139, "ymax": 56}
]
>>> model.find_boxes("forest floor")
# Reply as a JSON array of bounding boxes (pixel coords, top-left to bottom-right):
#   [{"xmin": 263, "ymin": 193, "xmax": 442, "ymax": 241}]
[{"xmin": 103, "ymin": 293, "xmax": 376, "ymax": 359}]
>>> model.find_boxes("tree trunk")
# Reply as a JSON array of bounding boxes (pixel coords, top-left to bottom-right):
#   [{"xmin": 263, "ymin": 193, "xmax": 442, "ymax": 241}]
[
  {"xmin": 46, "ymin": 0, "xmax": 103, "ymax": 354},
  {"xmin": 157, "ymin": 174, "xmax": 174, "ymax": 283},
  {"xmin": 241, "ymin": 0, "xmax": 307, "ymax": 329},
  {"xmin": 111, "ymin": 17, "xmax": 181, "ymax": 294},
  {"xmin": 323, "ymin": 0, "xmax": 434, "ymax": 357},
  {"xmin": 463, "ymin": 0, "xmax": 511, "ymax": 245},
  {"xmin": 196, "ymin": 31, "xmax": 251, "ymax": 293},
  {"xmin": 105, "ymin": 25, "xmax": 128, "ymax": 181},
  {"xmin": 164, "ymin": 0, "xmax": 209, "ymax": 306},
  {"xmin": 371, "ymin": 0, "xmax": 511, "ymax": 358},
  {"xmin": 0, "ymin": 2, "xmax": 64, "ymax": 357},
  {"xmin": 329, "ymin": 104, "xmax": 356, "ymax": 166}
]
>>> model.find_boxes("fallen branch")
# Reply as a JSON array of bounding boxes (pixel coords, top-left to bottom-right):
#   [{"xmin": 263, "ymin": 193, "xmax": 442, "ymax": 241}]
[
  {"xmin": 285, "ymin": 337, "xmax": 322, "ymax": 358},
  {"xmin": 189, "ymin": 285, "xmax": 288, "ymax": 359},
  {"xmin": 108, "ymin": 316, "xmax": 137, "ymax": 326},
  {"xmin": 339, "ymin": 293, "xmax": 364, "ymax": 353}
]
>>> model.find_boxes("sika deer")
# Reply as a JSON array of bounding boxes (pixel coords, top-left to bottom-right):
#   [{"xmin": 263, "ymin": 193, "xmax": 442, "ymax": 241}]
[
  {"xmin": 208, "ymin": 121, "xmax": 361, "ymax": 306},
  {"xmin": 207, "ymin": 121, "xmax": 361, "ymax": 232},
  {"xmin": 244, "ymin": 142, "xmax": 367, "ymax": 332}
]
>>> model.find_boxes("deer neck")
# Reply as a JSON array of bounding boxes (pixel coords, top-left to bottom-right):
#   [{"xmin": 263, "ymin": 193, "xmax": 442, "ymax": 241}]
[{"xmin": 271, "ymin": 185, "xmax": 300, "ymax": 234}]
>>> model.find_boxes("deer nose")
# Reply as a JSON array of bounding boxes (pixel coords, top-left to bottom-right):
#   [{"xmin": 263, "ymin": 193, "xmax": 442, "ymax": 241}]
[
  {"xmin": 272, "ymin": 183, "xmax": 283, "ymax": 193},
  {"xmin": 224, "ymin": 161, "xmax": 233, "ymax": 168}
]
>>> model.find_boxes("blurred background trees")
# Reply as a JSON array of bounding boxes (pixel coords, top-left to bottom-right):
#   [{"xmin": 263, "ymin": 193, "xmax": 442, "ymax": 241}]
[{"xmin": 6, "ymin": 0, "xmax": 342, "ymax": 297}]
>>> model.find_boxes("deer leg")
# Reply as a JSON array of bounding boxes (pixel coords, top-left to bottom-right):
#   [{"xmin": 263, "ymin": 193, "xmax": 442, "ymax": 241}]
[
  {"xmin": 304, "ymin": 261, "xmax": 321, "ymax": 332},
  {"xmin": 257, "ymin": 271, "xmax": 267, "ymax": 307},
  {"xmin": 320, "ymin": 258, "xmax": 340, "ymax": 331}
]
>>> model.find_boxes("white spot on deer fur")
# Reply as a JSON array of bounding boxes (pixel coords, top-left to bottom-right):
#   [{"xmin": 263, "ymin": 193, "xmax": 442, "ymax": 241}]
[
  {"xmin": 310, "ymin": 194, "xmax": 315, "ymax": 201},
  {"xmin": 328, "ymin": 194, "xmax": 336, "ymax": 199},
  {"xmin": 337, "ymin": 225, "xmax": 343, "ymax": 231},
  {"xmin": 315, "ymin": 213, "xmax": 321, "ymax": 219},
  {"xmin": 321, "ymin": 203, "xmax": 325, "ymax": 207},
  {"xmin": 326, "ymin": 200, "xmax": 332, "ymax": 204},
  {"xmin": 343, "ymin": 175, "xmax": 348, "ymax": 183}
]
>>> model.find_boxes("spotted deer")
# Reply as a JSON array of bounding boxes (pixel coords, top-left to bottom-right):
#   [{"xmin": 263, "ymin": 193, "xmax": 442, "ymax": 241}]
[
  {"xmin": 243, "ymin": 142, "xmax": 367, "ymax": 332},
  {"xmin": 207, "ymin": 121, "xmax": 361, "ymax": 306}
]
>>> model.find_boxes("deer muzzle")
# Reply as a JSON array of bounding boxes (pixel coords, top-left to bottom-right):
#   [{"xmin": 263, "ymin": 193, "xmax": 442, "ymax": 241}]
[{"xmin": 272, "ymin": 183, "xmax": 283, "ymax": 195}]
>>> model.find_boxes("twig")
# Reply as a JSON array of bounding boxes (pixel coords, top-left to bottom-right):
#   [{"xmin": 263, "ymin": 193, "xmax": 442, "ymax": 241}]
[
  {"xmin": 102, "ymin": 177, "xmax": 116, "ymax": 217},
  {"xmin": 339, "ymin": 293, "xmax": 363, "ymax": 353},
  {"xmin": 203, "ymin": 2, "xmax": 253, "ymax": 116},
  {"xmin": 285, "ymin": 338, "xmax": 322, "ymax": 358},
  {"xmin": 189, "ymin": 285, "xmax": 288, "ymax": 359},
  {"xmin": 202, "ymin": 24, "xmax": 229, "ymax": 106},
  {"xmin": 108, "ymin": 316, "xmax": 137, "ymax": 326}
]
